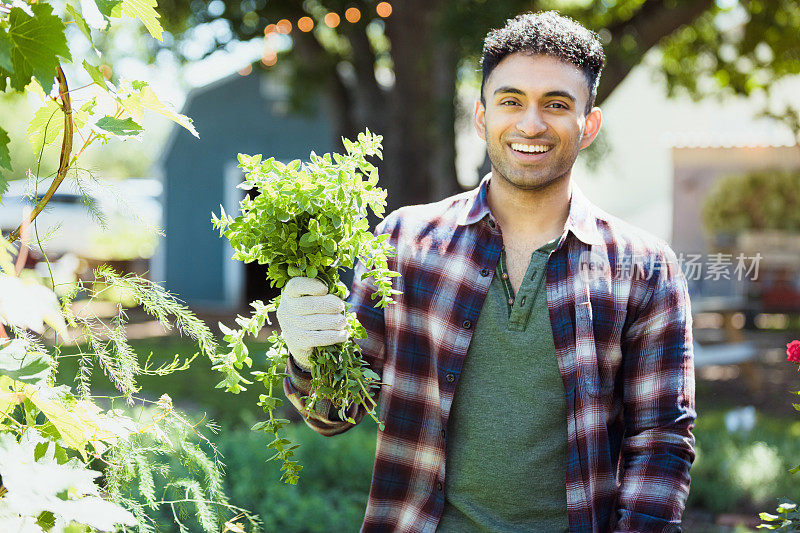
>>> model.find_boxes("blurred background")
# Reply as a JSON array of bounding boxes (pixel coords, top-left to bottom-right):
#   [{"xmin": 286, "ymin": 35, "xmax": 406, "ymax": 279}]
[{"xmin": 2, "ymin": 0, "xmax": 800, "ymax": 530}]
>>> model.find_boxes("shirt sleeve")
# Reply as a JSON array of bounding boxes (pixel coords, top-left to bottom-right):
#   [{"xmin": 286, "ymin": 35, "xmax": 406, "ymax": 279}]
[
  {"xmin": 283, "ymin": 215, "xmax": 393, "ymax": 436},
  {"xmin": 614, "ymin": 246, "xmax": 696, "ymax": 532}
]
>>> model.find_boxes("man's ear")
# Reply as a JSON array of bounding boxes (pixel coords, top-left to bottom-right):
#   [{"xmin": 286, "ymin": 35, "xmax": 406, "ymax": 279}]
[
  {"xmin": 474, "ymin": 99, "xmax": 486, "ymax": 142},
  {"xmin": 579, "ymin": 106, "xmax": 602, "ymax": 150}
]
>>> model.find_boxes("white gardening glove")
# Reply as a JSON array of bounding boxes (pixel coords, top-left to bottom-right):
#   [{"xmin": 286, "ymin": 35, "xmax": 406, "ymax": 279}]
[{"xmin": 276, "ymin": 276, "xmax": 349, "ymax": 371}]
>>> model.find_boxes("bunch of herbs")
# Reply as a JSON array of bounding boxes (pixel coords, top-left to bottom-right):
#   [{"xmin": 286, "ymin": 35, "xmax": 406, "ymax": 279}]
[{"xmin": 211, "ymin": 130, "xmax": 400, "ymax": 484}]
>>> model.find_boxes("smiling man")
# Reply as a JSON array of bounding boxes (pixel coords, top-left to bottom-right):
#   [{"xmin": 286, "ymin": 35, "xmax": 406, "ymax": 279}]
[{"xmin": 278, "ymin": 11, "xmax": 696, "ymax": 533}]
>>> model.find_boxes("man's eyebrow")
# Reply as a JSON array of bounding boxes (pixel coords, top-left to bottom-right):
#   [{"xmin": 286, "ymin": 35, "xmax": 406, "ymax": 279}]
[
  {"xmin": 492, "ymin": 87, "xmax": 578, "ymax": 104},
  {"xmin": 492, "ymin": 86, "xmax": 525, "ymax": 97},
  {"xmin": 543, "ymin": 90, "xmax": 576, "ymax": 103}
]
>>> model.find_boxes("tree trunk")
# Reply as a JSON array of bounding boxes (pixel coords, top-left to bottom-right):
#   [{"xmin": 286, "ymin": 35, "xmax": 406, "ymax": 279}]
[{"xmin": 381, "ymin": 0, "xmax": 462, "ymax": 213}]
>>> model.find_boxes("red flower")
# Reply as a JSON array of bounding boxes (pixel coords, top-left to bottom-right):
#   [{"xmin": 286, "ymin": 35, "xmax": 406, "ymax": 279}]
[{"xmin": 787, "ymin": 340, "xmax": 800, "ymax": 363}]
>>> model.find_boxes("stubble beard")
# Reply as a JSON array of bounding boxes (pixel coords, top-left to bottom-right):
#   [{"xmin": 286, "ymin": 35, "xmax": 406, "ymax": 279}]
[{"xmin": 485, "ymin": 130, "xmax": 581, "ymax": 192}]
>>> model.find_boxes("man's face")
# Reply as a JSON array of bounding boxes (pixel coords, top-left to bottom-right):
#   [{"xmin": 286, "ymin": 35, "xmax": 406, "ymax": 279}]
[{"xmin": 474, "ymin": 53, "xmax": 602, "ymax": 191}]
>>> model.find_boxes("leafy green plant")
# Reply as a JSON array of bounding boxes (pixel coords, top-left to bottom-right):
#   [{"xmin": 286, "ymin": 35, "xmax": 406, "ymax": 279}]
[
  {"xmin": 0, "ymin": 1, "xmax": 259, "ymax": 530},
  {"xmin": 0, "ymin": 248, "xmax": 260, "ymax": 531},
  {"xmin": 758, "ymin": 340, "xmax": 800, "ymax": 531},
  {"xmin": 702, "ymin": 170, "xmax": 800, "ymax": 235},
  {"xmin": 211, "ymin": 129, "xmax": 401, "ymax": 484}
]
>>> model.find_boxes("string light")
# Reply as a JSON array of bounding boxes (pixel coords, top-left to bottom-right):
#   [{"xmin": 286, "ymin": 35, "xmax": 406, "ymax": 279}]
[
  {"xmin": 276, "ymin": 19, "xmax": 292, "ymax": 34},
  {"xmin": 262, "ymin": 47, "xmax": 277, "ymax": 66},
  {"xmin": 376, "ymin": 2, "xmax": 392, "ymax": 17},
  {"xmin": 324, "ymin": 12, "xmax": 340, "ymax": 28},
  {"xmin": 238, "ymin": 64, "xmax": 253, "ymax": 76},
  {"xmin": 260, "ymin": 5, "xmax": 391, "ymax": 43},
  {"xmin": 297, "ymin": 16, "xmax": 314, "ymax": 32},
  {"xmin": 345, "ymin": 7, "xmax": 361, "ymax": 23}
]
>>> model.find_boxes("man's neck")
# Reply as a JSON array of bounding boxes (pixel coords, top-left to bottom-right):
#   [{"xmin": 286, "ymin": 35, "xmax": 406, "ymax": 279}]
[{"xmin": 486, "ymin": 171, "xmax": 572, "ymax": 244}]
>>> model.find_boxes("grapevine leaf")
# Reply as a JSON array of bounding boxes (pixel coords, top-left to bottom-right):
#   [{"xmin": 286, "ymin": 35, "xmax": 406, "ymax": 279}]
[
  {"xmin": 120, "ymin": 81, "xmax": 198, "ymax": 137},
  {"xmin": 27, "ymin": 98, "xmax": 62, "ymax": 153},
  {"xmin": 95, "ymin": 0, "xmax": 124, "ymax": 20},
  {"xmin": 95, "ymin": 116, "xmax": 143, "ymax": 136},
  {"xmin": 7, "ymin": 3, "xmax": 72, "ymax": 94},
  {"xmin": 27, "ymin": 98, "xmax": 91, "ymax": 154},
  {"xmin": 0, "ymin": 31, "xmax": 13, "ymax": 73},
  {"xmin": 0, "ymin": 125, "xmax": 11, "ymax": 171},
  {"xmin": 0, "ymin": 339, "xmax": 52, "ymax": 386},
  {"xmin": 65, "ymin": 5, "xmax": 94, "ymax": 46},
  {"xmin": 82, "ymin": 60, "xmax": 113, "ymax": 91},
  {"xmin": 0, "ymin": 431, "xmax": 138, "ymax": 530},
  {"xmin": 120, "ymin": 0, "xmax": 163, "ymax": 41},
  {"xmin": 23, "ymin": 385, "xmax": 136, "ymax": 460}
]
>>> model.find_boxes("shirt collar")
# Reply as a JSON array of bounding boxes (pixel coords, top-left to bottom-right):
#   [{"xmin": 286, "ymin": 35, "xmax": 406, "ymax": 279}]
[{"xmin": 456, "ymin": 173, "xmax": 604, "ymax": 246}]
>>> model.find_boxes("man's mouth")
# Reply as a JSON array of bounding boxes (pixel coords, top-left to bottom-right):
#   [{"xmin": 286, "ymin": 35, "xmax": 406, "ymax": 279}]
[{"xmin": 509, "ymin": 142, "xmax": 552, "ymax": 154}]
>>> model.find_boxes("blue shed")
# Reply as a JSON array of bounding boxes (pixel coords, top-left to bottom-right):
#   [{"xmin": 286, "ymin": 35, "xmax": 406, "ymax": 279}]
[{"xmin": 152, "ymin": 63, "xmax": 337, "ymax": 311}]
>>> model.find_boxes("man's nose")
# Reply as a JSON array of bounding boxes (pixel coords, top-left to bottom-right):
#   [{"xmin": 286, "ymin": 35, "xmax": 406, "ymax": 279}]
[{"xmin": 516, "ymin": 108, "xmax": 547, "ymax": 137}]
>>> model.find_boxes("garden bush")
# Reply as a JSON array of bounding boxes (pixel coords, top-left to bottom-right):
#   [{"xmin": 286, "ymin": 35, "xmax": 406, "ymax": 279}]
[{"xmin": 687, "ymin": 409, "xmax": 800, "ymax": 514}]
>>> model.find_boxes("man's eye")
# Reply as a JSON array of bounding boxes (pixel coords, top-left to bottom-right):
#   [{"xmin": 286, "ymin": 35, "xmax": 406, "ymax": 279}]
[
  {"xmin": 547, "ymin": 102, "xmax": 568, "ymax": 109},
  {"xmin": 500, "ymin": 100, "xmax": 519, "ymax": 106}
]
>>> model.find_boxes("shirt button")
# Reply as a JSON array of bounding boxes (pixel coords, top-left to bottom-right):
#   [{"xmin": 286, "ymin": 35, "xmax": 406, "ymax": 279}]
[
  {"xmin": 462, "ymin": 320, "xmax": 471, "ymax": 329},
  {"xmin": 480, "ymin": 268, "xmax": 489, "ymax": 277},
  {"xmin": 446, "ymin": 373, "xmax": 455, "ymax": 383},
  {"xmin": 437, "ymin": 481, "xmax": 443, "ymax": 491},
  {"xmin": 508, "ymin": 297, "xmax": 514, "ymax": 305},
  {"xmin": 501, "ymin": 273, "xmax": 509, "ymax": 280}
]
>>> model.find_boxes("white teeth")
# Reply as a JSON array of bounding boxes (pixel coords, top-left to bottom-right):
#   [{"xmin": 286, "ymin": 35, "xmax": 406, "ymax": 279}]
[{"xmin": 511, "ymin": 143, "xmax": 551, "ymax": 153}]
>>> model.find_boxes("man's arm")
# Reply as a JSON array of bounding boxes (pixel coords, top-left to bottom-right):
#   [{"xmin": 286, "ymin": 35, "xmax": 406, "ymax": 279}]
[
  {"xmin": 615, "ymin": 246, "xmax": 696, "ymax": 532},
  {"xmin": 283, "ymin": 220, "xmax": 391, "ymax": 437}
]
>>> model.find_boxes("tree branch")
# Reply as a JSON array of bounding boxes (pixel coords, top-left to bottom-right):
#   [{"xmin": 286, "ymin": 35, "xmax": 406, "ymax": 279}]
[
  {"xmin": 598, "ymin": 0, "xmax": 716, "ymax": 103},
  {"xmin": 6, "ymin": 66, "xmax": 74, "ymax": 244}
]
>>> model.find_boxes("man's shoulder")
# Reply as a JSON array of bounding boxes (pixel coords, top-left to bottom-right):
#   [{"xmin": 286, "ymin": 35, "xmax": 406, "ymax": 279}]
[
  {"xmin": 590, "ymin": 203, "xmax": 679, "ymax": 263},
  {"xmin": 377, "ymin": 188, "xmax": 475, "ymax": 235}
]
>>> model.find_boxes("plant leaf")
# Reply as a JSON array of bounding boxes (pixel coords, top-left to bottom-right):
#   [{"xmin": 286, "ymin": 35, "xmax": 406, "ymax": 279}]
[
  {"xmin": 27, "ymin": 97, "xmax": 91, "ymax": 154},
  {"xmin": 82, "ymin": 60, "xmax": 112, "ymax": 91},
  {"xmin": 0, "ymin": 430, "xmax": 137, "ymax": 530},
  {"xmin": 6, "ymin": 3, "xmax": 72, "ymax": 93},
  {"xmin": 120, "ymin": 81, "xmax": 198, "ymax": 137},
  {"xmin": 94, "ymin": 0, "xmax": 123, "ymax": 20},
  {"xmin": 95, "ymin": 116, "xmax": 142, "ymax": 136},
  {"xmin": 0, "ymin": 125, "xmax": 11, "ymax": 172},
  {"xmin": 65, "ymin": 5, "xmax": 94, "ymax": 46},
  {"xmin": 0, "ymin": 339, "xmax": 52, "ymax": 386},
  {"xmin": 27, "ymin": 98, "xmax": 62, "ymax": 153},
  {"xmin": 0, "ymin": 31, "xmax": 13, "ymax": 73},
  {"xmin": 120, "ymin": 0, "xmax": 163, "ymax": 41}
]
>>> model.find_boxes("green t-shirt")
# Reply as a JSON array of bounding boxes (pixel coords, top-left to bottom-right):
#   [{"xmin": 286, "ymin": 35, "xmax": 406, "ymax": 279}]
[{"xmin": 436, "ymin": 237, "xmax": 569, "ymax": 532}]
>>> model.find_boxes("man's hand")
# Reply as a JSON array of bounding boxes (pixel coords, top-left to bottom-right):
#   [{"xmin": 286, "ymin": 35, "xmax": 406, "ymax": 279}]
[{"xmin": 276, "ymin": 277, "xmax": 349, "ymax": 371}]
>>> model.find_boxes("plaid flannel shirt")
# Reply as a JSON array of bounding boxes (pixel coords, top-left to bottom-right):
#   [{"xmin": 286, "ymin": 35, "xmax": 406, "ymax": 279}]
[{"xmin": 284, "ymin": 174, "xmax": 696, "ymax": 533}]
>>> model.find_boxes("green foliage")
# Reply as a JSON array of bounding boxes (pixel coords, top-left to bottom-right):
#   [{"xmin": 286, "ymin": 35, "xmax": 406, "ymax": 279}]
[
  {"xmin": 95, "ymin": 116, "xmax": 144, "ymax": 137},
  {"xmin": 0, "ymin": 429, "xmax": 136, "ymax": 531},
  {"xmin": 0, "ymin": 2, "xmax": 260, "ymax": 529},
  {"xmin": 0, "ymin": 126, "xmax": 11, "ymax": 186},
  {"xmin": 0, "ymin": 338, "xmax": 52, "ymax": 385},
  {"xmin": 687, "ymin": 410, "xmax": 800, "ymax": 515},
  {"xmin": 702, "ymin": 169, "xmax": 800, "ymax": 234},
  {"xmin": 2, "ymin": 3, "xmax": 71, "ymax": 94},
  {"xmin": 214, "ymin": 422, "xmax": 374, "ymax": 532},
  {"xmin": 0, "ymin": 256, "xmax": 260, "ymax": 530},
  {"xmin": 120, "ymin": 0, "xmax": 164, "ymax": 41},
  {"xmin": 759, "ymin": 499, "xmax": 800, "ymax": 531},
  {"xmin": 211, "ymin": 130, "xmax": 401, "ymax": 484}
]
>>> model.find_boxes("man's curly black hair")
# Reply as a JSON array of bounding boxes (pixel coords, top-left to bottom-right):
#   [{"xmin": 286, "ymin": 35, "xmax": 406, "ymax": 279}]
[{"xmin": 481, "ymin": 11, "xmax": 606, "ymax": 115}]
